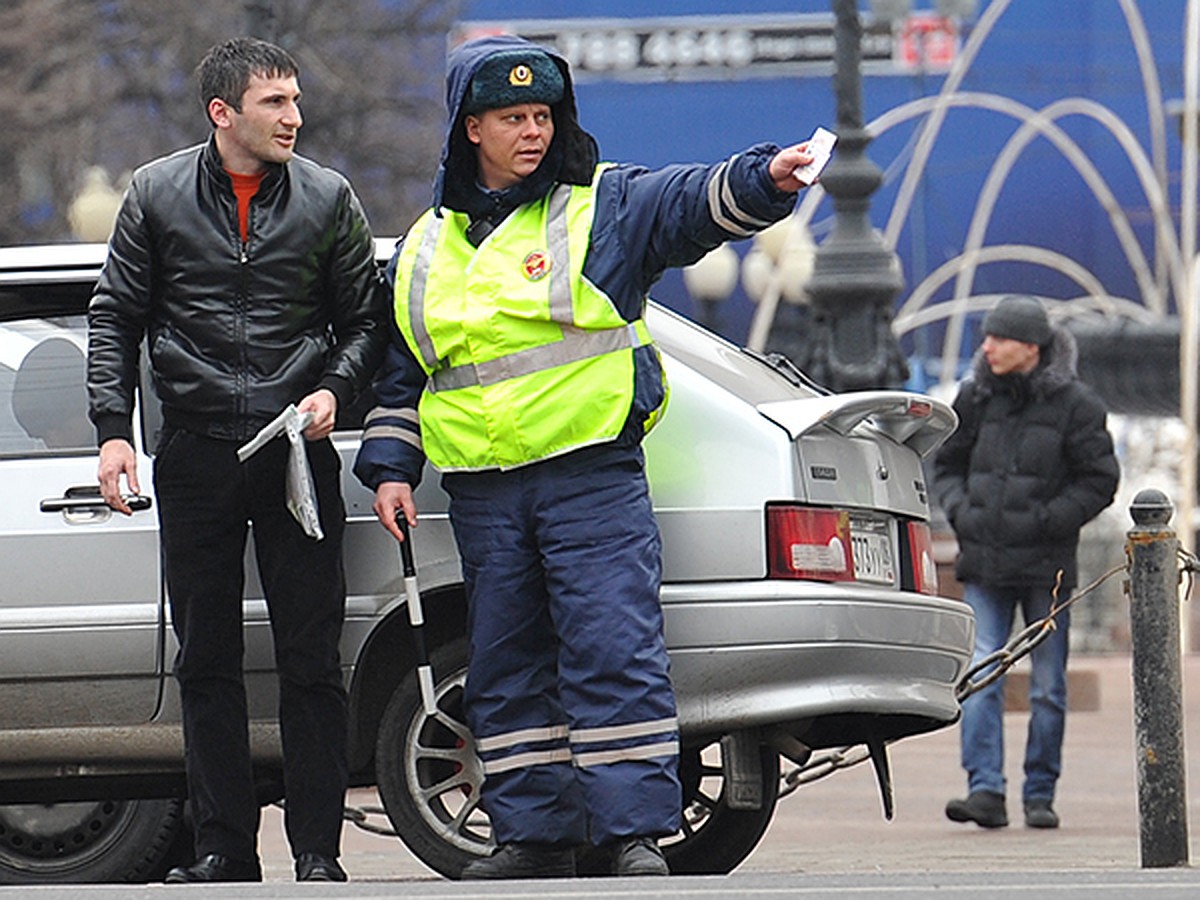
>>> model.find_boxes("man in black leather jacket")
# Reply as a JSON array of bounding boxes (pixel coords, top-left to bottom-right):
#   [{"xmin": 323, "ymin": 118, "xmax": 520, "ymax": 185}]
[{"xmin": 86, "ymin": 37, "xmax": 387, "ymax": 884}]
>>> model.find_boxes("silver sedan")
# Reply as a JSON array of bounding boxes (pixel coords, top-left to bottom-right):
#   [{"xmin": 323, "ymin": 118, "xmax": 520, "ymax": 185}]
[{"xmin": 0, "ymin": 242, "xmax": 972, "ymax": 883}]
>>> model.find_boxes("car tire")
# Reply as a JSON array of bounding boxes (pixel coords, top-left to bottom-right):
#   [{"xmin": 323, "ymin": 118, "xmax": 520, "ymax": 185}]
[
  {"xmin": 0, "ymin": 798, "xmax": 185, "ymax": 884},
  {"xmin": 375, "ymin": 637, "xmax": 780, "ymax": 878},
  {"xmin": 660, "ymin": 739, "xmax": 779, "ymax": 874}
]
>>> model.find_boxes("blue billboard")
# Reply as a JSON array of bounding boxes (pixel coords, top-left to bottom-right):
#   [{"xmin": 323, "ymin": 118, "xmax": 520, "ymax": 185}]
[{"xmin": 455, "ymin": 1, "xmax": 1189, "ymax": 385}]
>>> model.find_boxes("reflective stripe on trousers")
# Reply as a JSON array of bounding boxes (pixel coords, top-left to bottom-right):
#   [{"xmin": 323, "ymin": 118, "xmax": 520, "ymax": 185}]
[{"xmin": 477, "ymin": 717, "xmax": 680, "ymax": 775}]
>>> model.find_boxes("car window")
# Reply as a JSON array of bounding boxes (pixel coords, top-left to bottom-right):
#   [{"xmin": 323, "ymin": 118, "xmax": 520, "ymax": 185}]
[{"xmin": 0, "ymin": 316, "xmax": 93, "ymax": 457}]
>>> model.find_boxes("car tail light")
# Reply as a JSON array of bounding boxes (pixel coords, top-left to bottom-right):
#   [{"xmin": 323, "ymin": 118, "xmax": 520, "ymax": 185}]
[
  {"xmin": 906, "ymin": 520, "xmax": 939, "ymax": 595},
  {"xmin": 906, "ymin": 398, "xmax": 933, "ymax": 417},
  {"xmin": 766, "ymin": 505, "xmax": 854, "ymax": 581}
]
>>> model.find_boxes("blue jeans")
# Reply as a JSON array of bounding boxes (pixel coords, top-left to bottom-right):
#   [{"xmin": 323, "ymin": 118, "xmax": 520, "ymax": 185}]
[{"xmin": 959, "ymin": 582, "xmax": 1069, "ymax": 803}]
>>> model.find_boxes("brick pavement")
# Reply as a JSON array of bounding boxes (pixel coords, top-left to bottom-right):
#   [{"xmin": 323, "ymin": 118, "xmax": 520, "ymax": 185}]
[{"xmin": 748, "ymin": 653, "xmax": 1200, "ymax": 874}]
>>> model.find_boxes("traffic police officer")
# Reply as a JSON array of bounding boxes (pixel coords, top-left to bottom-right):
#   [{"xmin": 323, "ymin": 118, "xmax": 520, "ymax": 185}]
[{"xmin": 354, "ymin": 34, "xmax": 818, "ymax": 879}]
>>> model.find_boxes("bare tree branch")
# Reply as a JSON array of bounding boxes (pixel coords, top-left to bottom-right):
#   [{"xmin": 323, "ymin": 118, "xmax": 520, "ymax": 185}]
[{"xmin": 0, "ymin": 0, "xmax": 458, "ymax": 243}]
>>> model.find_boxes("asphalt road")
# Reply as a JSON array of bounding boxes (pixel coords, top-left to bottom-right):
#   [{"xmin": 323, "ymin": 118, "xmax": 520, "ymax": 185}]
[{"xmin": 7, "ymin": 870, "xmax": 1200, "ymax": 900}]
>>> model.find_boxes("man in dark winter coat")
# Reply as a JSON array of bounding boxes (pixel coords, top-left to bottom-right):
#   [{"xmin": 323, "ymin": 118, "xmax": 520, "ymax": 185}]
[
  {"xmin": 933, "ymin": 295, "xmax": 1119, "ymax": 831},
  {"xmin": 355, "ymin": 34, "xmax": 818, "ymax": 879}
]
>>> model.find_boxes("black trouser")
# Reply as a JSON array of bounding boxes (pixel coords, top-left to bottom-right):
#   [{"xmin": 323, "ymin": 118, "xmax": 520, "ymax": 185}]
[{"xmin": 154, "ymin": 427, "xmax": 349, "ymax": 862}]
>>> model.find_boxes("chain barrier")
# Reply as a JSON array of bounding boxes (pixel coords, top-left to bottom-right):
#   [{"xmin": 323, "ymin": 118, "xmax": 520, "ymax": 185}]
[
  {"xmin": 778, "ymin": 745, "xmax": 870, "ymax": 799},
  {"xmin": 954, "ymin": 563, "xmax": 1127, "ymax": 702},
  {"xmin": 273, "ymin": 799, "xmax": 401, "ymax": 838},
  {"xmin": 1178, "ymin": 545, "xmax": 1200, "ymax": 587},
  {"xmin": 777, "ymin": 559, "xmax": 1136, "ymax": 798},
  {"xmin": 342, "ymin": 803, "xmax": 398, "ymax": 837}
]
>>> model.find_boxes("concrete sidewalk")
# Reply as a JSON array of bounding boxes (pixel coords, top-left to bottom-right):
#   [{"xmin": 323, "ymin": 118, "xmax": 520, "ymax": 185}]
[{"xmin": 259, "ymin": 654, "xmax": 1200, "ymax": 881}]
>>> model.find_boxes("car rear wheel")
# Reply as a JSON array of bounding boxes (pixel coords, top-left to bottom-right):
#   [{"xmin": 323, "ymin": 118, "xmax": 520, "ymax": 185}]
[
  {"xmin": 374, "ymin": 638, "xmax": 779, "ymax": 878},
  {"xmin": 661, "ymin": 738, "xmax": 779, "ymax": 874},
  {"xmin": 375, "ymin": 638, "xmax": 488, "ymax": 879},
  {"xmin": 0, "ymin": 798, "xmax": 185, "ymax": 884}
]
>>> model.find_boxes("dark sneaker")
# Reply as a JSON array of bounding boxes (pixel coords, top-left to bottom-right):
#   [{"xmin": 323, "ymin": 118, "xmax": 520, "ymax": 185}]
[
  {"xmin": 945, "ymin": 791, "xmax": 1008, "ymax": 828},
  {"xmin": 295, "ymin": 852, "xmax": 348, "ymax": 882},
  {"xmin": 164, "ymin": 853, "xmax": 263, "ymax": 883},
  {"xmin": 612, "ymin": 837, "xmax": 669, "ymax": 876},
  {"xmin": 460, "ymin": 843, "xmax": 576, "ymax": 880},
  {"xmin": 1024, "ymin": 799, "xmax": 1060, "ymax": 829}
]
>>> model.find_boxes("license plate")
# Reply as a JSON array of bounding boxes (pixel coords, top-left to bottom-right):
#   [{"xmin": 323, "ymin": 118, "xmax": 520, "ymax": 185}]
[{"xmin": 850, "ymin": 517, "xmax": 895, "ymax": 585}]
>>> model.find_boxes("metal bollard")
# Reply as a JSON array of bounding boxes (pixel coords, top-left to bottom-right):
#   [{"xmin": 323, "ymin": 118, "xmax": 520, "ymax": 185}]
[{"xmin": 1126, "ymin": 488, "xmax": 1189, "ymax": 868}]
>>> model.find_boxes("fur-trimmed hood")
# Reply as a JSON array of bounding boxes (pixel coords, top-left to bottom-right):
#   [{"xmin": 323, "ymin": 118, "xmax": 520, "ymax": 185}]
[
  {"xmin": 968, "ymin": 325, "xmax": 1079, "ymax": 403},
  {"xmin": 434, "ymin": 35, "xmax": 599, "ymax": 218}
]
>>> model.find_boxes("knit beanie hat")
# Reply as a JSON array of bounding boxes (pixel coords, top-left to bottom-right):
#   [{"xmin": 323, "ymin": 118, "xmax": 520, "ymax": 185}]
[
  {"xmin": 982, "ymin": 295, "xmax": 1052, "ymax": 346},
  {"xmin": 463, "ymin": 49, "xmax": 564, "ymax": 115}
]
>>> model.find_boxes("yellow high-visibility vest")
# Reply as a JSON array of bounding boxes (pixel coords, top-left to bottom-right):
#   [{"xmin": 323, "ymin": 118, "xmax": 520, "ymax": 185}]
[{"xmin": 394, "ymin": 169, "xmax": 664, "ymax": 471}]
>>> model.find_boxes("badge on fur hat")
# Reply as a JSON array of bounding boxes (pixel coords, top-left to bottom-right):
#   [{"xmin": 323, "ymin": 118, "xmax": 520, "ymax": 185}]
[
  {"xmin": 509, "ymin": 64, "xmax": 533, "ymax": 87},
  {"xmin": 522, "ymin": 250, "xmax": 552, "ymax": 281}
]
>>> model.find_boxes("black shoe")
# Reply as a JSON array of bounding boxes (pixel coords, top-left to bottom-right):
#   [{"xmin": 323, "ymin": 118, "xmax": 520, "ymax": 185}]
[
  {"xmin": 945, "ymin": 791, "xmax": 1008, "ymax": 828},
  {"xmin": 460, "ymin": 843, "xmax": 576, "ymax": 880},
  {"xmin": 296, "ymin": 852, "xmax": 348, "ymax": 882},
  {"xmin": 164, "ymin": 853, "xmax": 263, "ymax": 884},
  {"xmin": 612, "ymin": 837, "xmax": 669, "ymax": 876},
  {"xmin": 1024, "ymin": 798, "xmax": 1060, "ymax": 829}
]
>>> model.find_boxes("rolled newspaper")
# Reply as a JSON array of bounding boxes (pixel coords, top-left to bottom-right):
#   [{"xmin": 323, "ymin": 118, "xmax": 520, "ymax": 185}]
[{"xmin": 236, "ymin": 404, "xmax": 324, "ymax": 540}]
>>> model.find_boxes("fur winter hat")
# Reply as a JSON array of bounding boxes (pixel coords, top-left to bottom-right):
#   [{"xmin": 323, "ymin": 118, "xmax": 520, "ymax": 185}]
[{"xmin": 462, "ymin": 49, "xmax": 564, "ymax": 114}]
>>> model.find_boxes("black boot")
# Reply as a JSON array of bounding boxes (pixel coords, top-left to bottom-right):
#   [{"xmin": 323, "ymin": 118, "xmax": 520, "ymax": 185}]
[
  {"xmin": 460, "ymin": 843, "xmax": 576, "ymax": 880},
  {"xmin": 295, "ymin": 852, "xmax": 348, "ymax": 882},
  {"xmin": 945, "ymin": 791, "xmax": 1008, "ymax": 828},
  {"xmin": 1024, "ymin": 798, "xmax": 1060, "ymax": 829},
  {"xmin": 612, "ymin": 837, "xmax": 669, "ymax": 876}
]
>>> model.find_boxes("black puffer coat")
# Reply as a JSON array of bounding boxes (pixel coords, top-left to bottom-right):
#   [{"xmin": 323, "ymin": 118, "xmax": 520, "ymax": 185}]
[{"xmin": 932, "ymin": 327, "xmax": 1119, "ymax": 590}]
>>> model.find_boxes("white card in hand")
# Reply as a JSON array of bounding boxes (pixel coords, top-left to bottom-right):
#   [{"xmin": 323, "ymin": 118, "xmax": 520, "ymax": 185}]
[{"xmin": 793, "ymin": 127, "xmax": 838, "ymax": 185}]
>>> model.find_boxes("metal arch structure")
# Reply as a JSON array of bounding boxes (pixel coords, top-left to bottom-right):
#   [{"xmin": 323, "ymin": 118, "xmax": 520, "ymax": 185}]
[{"xmin": 747, "ymin": 89, "xmax": 1182, "ymax": 362}]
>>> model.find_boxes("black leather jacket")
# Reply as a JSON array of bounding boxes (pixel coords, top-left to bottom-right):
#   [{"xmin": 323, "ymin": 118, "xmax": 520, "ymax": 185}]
[{"xmin": 88, "ymin": 136, "xmax": 387, "ymax": 445}]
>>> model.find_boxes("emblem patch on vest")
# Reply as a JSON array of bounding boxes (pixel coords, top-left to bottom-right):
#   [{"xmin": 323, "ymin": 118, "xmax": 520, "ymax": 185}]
[{"xmin": 522, "ymin": 250, "xmax": 552, "ymax": 281}]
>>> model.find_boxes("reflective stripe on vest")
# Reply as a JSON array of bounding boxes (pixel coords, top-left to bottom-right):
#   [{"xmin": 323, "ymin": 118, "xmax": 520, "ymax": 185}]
[
  {"xmin": 394, "ymin": 168, "xmax": 663, "ymax": 471},
  {"xmin": 430, "ymin": 321, "xmax": 648, "ymax": 393},
  {"xmin": 407, "ymin": 182, "xmax": 646, "ymax": 392}
]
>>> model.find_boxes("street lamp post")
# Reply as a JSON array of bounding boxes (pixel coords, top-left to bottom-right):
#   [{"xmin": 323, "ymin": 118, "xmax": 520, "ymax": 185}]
[
  {"xmin": 794, "ymin": 0, "xmax": 909, "ymax": 391},
  {"xmin": 68, "ymin": 167, "xmax": 122, "ymax": 243}
]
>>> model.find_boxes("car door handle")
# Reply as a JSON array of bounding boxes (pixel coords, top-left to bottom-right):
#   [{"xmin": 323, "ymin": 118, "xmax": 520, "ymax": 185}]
[{"xmin": 40, "ymin": 486, "xmax": 153, "ymax": 513}]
